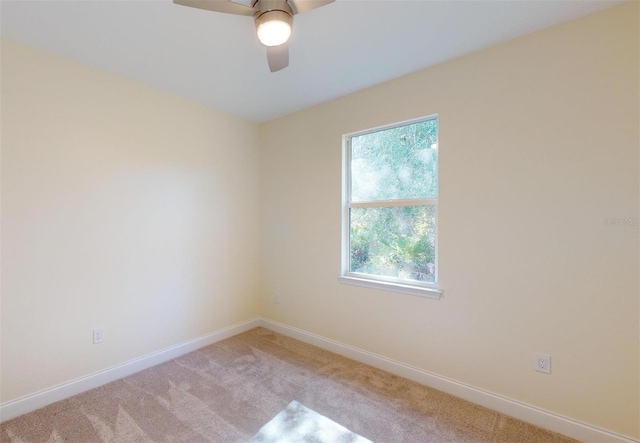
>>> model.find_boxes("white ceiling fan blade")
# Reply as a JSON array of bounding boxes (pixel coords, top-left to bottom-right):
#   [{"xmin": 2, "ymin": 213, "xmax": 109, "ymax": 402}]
[
  {"xmin": 173, "ymin": 0, "xmax": 256, "ymax": 16},
  {"xmin": 287, "ymin": 0, "xmax": 333, "ymax": 15},
  {"xmin": 266, "ymin": 44, "xmax": 289, "ymax": 72}
]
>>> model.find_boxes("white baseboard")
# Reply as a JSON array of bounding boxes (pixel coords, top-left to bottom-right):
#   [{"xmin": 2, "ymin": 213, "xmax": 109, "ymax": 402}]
[
  {"xmin": 0, "ymin": 318, "xmax": 261, "ymax": 423},
  {"xmin": 259, "ymin": 318, "xmax": 638, "ymax": 443}
]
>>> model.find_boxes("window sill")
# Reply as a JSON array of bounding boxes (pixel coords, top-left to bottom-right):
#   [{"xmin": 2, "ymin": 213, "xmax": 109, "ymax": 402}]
[{"xmin": 337, "ymin": 275, "xmax": 442, "ymax": 300}]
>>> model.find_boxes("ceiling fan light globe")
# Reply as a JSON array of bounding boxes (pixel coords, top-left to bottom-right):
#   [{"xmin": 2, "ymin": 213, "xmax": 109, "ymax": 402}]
[{"xmin": 256, "ymin": 10, "xmax": 292, "ymax": 47}]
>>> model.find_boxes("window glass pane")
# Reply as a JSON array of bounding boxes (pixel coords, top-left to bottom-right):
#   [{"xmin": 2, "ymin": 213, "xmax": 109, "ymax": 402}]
[
  {"xmin": 350, "ymin": 119, "xmax": 437, "ymax": 202},
  {"xmin": 349, "ymin": 205, "xmax": 436, "ymax": 283}
]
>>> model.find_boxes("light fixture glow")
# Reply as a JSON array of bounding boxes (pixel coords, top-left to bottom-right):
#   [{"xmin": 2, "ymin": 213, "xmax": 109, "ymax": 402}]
[{"xmin": 256, "ymin": 10, "xmax": 292, "ymax": 47}]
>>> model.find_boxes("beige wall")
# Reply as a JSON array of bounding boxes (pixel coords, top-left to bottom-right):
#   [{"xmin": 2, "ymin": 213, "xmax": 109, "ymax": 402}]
[
  {"xmin": 1, "ymin": 40, "xmax": 260, "ymax": 402},
  {"xmin": 259, "ymin": 2, "xmax": 639, "ymax": 439}
]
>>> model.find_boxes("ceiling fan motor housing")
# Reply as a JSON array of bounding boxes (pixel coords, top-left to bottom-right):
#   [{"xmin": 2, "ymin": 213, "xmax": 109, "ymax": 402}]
[{"xmin": 253, "ymin": 0, "xmax": 294, "ymax": 15}]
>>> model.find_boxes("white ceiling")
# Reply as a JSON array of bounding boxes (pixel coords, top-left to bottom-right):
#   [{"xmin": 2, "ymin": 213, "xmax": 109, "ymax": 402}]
[{"xmin": 0, "ymin": 0, "xmax": 621, "ymax": 122}]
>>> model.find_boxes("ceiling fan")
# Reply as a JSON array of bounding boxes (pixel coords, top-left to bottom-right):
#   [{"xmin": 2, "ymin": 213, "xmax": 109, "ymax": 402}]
[{"xmin": 173, "ymin": 0, "xmax": 334, "ymax": 72}]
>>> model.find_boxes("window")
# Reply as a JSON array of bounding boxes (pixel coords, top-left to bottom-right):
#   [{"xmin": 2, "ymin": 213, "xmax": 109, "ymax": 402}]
[{"xmin": 340, "ymin": 116, "xmax": 441, "ymax": 299}]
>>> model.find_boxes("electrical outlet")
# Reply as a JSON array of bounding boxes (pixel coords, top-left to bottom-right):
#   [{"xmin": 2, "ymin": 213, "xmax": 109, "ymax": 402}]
[
  {"xmin": 93, "ymin": 329, "xmax": 104, "ymax": 344},
  {"xmin": 534, "ymin": 353, "xmax": 551, "ymax": 373},
  {"xmin": 274, "ymin": 294, "xmax": 280, "ymax": 304}
]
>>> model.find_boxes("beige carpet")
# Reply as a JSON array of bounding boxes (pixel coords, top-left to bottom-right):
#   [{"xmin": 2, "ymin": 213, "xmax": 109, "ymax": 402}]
[{"xmin": 1, "ymin": 327, "xmax": 579, "ymax": 442}]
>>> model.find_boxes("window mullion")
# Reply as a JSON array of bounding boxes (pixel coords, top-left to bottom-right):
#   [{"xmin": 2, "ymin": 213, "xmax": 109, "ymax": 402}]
[{"xmin": 348, "ymin": 198, "xmax": 437, "ymax": 208}]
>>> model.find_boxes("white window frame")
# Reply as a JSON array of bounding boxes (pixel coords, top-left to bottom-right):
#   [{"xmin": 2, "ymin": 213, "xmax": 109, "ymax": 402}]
[{"xmin": 339, "ymin": 115, "xmax": 442, "ymax": 300}]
